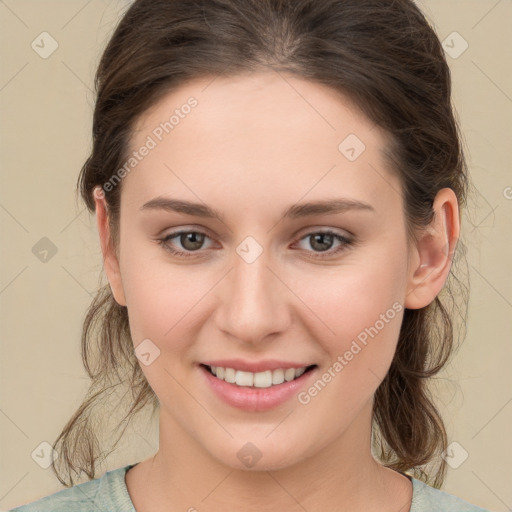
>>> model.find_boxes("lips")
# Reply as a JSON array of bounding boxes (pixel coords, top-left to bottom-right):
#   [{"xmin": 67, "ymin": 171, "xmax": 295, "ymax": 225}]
[{"xmin": 198, "ymin": 360, "xmax": 318, "ymax": 411}]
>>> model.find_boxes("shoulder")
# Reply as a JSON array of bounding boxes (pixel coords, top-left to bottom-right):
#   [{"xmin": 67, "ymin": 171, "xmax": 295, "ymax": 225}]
[
  {"xmin": 410, "ymin": 477, "xmax": 492, "ymax": 512},
  {"xmin": 8, "ymin": 464, "xmax": 136, "ymax": 512}
]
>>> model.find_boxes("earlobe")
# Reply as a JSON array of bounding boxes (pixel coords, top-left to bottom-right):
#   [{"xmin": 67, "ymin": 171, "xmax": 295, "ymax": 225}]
[
  {"xmin": 405, "ymin": 188, "xmax": 460, "ymax": 309},
  {"xmin": 93, "ymin": 187, "xmax": 127, "ymax": 306}
]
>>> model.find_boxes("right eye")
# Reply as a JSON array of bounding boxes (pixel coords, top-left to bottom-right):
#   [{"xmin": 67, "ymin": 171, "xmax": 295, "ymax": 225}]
[{"xmin": 158, "ymin": 230, "xmax": 214, "ymax": 258}]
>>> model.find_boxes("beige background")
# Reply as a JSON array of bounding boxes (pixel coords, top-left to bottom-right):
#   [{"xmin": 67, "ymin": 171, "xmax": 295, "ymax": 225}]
[{"xmin": 1, "ymin": 0, "xmax": 511, "ymax": 510}]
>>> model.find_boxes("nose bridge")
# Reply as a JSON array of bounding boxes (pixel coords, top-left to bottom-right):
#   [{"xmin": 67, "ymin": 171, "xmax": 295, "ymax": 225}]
[{"xmin": 216, "ymin": 236, "xmax": 289, "ymax": 343}]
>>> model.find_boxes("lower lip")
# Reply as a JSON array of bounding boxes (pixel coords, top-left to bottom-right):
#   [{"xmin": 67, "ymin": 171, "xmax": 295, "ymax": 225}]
[{"xmin": 199, "ymin": 365, "xmax": 317, "ymax": 412}]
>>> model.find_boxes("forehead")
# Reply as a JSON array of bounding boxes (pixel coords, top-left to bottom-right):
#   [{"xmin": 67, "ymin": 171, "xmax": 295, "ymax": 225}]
[{"xmin": 123, "ymin": 71, "xmax": 402, "ymax": 218}]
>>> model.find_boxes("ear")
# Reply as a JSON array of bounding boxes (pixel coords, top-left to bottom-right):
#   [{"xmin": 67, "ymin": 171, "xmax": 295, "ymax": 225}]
[
  {"xmin": 93, "ymin": 187, "xmax": 127, "ymax": 306},
  {"xmin": 405, "ymin": 188, "xmax": 460, "ymax": 309}
]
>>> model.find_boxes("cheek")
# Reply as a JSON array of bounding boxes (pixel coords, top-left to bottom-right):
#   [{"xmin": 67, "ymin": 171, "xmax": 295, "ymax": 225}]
[
  {"xmin": 293, "ymin": 266, "xmax": 406, "ymax": 416},
  {"xmin": 290, "ymin": 243, "xmax": 408, "ymax": 386},
  {"xmin": 118, "ymin": 241, "xmax": 225, "ymax": 376},
  {"xmin": 299, "ymin": 250, "xmax": 406, "ymax": 338},
  {"xmin": 122, "ymin": 268, "xmax": 199, "ymax": 349},
  {"xmin": 118, "ymin": 250, "xmax": 204, "ymax": 403},
  {"xmin": 117, "ymin": 232, "xmax": 189, "ymax": 347}
]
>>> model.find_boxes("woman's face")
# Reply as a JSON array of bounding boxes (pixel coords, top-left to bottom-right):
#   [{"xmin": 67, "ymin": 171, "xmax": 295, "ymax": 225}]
[{"xmin": 100, "ymin": 71, "xmax": 419, "ymax": 470}]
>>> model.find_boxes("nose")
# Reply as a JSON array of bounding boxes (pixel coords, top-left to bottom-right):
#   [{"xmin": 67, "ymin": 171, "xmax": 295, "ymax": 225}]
[{"xmin": 213, "ymin": 244, "xmax": 291, "ymax": 346}]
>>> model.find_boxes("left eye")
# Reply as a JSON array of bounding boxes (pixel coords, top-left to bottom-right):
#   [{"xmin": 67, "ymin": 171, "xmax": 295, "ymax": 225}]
[
  {"xmin": 294, "ymin": 231, "xmax": 352, "ymax": 256},
  {"xmin": 157, "ymin": 229, "xmax": 353, "ymax": 258}
]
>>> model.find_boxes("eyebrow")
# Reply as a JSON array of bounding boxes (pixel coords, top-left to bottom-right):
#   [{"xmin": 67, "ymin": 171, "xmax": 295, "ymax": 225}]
[{"xmin": 140, "ymin": 196, "xmax": 375, "ymax": 221}]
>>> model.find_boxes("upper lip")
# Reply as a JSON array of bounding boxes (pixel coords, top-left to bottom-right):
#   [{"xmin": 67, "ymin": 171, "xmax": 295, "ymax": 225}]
[{"xmin": 201, "ymin": 359, "xmax": 316, "ymax": 373}]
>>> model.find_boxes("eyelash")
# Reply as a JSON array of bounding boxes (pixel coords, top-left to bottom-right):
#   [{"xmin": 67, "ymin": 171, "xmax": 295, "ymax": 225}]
[{"xmin": 157, "ymin": 229, "xmax": 354, "ymax": 260}]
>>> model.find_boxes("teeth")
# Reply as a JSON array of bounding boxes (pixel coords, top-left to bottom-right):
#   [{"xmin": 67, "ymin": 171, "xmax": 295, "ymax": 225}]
[
  {"xmin": 284, "ymin": 368, "xmax": 296, "ymax": 382},
  {"xmin": 208, "ymin": 365, "xmax": 310, "ymax": 388},
  {"xmin": 295, "ymin": 367, "xmax": 306, "ymax": 378},
  {"xmin": 224, "ymin": 367, "xmax": 236, "ymax": 383},
  {"xmin": 236, "ymin": 370, "xmax": 254, "ymax": 387},
  {"xmin": 272, "ymin": 369, "xmax": 284, "ymax": 385}
]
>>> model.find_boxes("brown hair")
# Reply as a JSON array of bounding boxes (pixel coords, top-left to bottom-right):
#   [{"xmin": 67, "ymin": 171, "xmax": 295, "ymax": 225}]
[{"xmin": 52, "ymin": 0, "xmax": 469, "ymax": 489}]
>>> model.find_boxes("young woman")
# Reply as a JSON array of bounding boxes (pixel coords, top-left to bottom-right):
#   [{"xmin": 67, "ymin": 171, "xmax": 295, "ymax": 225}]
[{"xmin": 10, "ymin": 0, "xmax": 492, "ymax": 510}]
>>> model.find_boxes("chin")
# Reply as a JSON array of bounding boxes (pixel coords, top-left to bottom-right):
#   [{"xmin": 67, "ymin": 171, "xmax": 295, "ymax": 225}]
[{"xmin": 205, "ymin": 436, "xmax": 310, "ymax": 473}]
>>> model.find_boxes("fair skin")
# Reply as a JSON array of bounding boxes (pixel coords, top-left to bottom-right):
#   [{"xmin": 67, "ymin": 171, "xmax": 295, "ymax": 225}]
[{"xmin": 94, "ymin": 71, "xmax": 459, "ymax": 512}]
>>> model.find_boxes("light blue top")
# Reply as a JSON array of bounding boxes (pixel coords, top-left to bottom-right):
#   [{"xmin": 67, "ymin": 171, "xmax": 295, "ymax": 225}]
[{"xmin": 9, "ymin": 464, "xmax": 492, "ymax": 511}]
